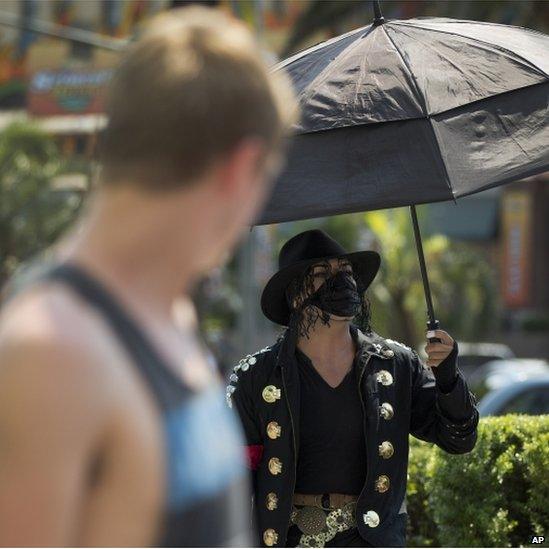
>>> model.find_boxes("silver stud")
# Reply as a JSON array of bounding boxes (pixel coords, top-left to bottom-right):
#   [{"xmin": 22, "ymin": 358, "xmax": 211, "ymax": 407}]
[
  {"xmin": 376, "ymin": 370, "xmax": 393, "ymax": 386},
  {"xmin": 383, "ymin": 349, "xmax": 395, "ymax": 358},
  {"xmin": 380, "ymin": 402, "xmax": 394, "ymax": 420},
  {"xmin": 227, "ymin": 385, "xmax": 236, "ymax": 394},
  {"xmin": 229, "ymin": 373, "xmax": 238, "ymax": 383},
  {"xmin": 378, "ymin": 441, "xmax": 394, "ymax": 459},
  {"xmin": 249, "ymin": 356, "xmax": 257, "ymax": 365},
  {"xmin": 241, "ymin": 362, "xmax": 250, "ymax": 371},
  {"xmin": 363, "ymin": 510, "xmax": 380, "ymax": 527}
]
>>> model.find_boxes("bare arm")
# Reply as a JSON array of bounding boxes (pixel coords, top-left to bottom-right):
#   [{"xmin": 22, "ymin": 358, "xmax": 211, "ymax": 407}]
[{"xmin": 0, "ymin": 330, "xmax": 110, "ymax": 546}]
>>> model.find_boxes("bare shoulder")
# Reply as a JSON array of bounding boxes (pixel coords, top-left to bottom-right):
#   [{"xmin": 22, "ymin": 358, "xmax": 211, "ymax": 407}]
[
  {"xmin": 0, "ymin": 283, "xmax": 118, "ymax": 377},
  {"xmin": 0, "ymin": 284, "xmax": 156, "ymax": 546},
  {"xmin": 0, "ymin": 284, "xmax": 120, "ymax": 435}
]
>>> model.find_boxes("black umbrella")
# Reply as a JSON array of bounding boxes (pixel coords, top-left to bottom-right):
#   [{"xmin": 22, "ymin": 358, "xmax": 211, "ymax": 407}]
[{"xmin": 257, "ymin": 1, "xmax": 549, "ymax": 335}]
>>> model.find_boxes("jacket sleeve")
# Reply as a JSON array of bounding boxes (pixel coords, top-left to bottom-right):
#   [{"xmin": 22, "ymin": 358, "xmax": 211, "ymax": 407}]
[
  {"xmin": 227, "ymin": 359, "xmax": 264, "ymax": 471},
  {"xmin": 409, "ymin": 345, "xmax": 479, "ymax": 454}
]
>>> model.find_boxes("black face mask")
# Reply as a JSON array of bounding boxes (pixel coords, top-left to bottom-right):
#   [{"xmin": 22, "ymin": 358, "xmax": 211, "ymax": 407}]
[{"xmin": 308, "ymin": 270, "xmax": 361, "ymax": 318}]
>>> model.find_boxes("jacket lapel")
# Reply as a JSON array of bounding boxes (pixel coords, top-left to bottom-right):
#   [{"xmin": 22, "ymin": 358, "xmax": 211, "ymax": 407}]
[{"xmin": 353, "ymin": 327, "xmax": 393, "ymax": 433}]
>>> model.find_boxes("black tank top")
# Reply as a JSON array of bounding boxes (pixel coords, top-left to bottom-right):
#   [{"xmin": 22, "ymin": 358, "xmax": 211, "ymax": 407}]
[{"xmin": 32, "ymin": 263, "xmax": 251, "ymax": 547}]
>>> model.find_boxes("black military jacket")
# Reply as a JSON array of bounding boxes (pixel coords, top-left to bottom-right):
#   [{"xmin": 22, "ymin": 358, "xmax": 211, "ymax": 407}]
[{"xmin": 227, "ymin": 326, "xmax": 479, "ymax": 547}]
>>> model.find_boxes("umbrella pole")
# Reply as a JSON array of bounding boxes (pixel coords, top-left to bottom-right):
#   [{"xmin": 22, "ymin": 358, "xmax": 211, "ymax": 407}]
[{"xmin": 409, "ymin": 205, "xmax": 440, "ymax": 339}]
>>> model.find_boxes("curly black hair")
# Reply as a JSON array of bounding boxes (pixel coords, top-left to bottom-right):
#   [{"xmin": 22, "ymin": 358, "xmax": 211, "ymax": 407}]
[{"xmin": 284, "ymin": 259, "xmax": 372, "ymax": 340}]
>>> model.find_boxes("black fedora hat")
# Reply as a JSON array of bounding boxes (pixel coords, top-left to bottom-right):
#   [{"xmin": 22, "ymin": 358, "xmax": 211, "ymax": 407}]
[{"xmin": 261, "ymin": 229, "xmax": 380, "ymax": 326}]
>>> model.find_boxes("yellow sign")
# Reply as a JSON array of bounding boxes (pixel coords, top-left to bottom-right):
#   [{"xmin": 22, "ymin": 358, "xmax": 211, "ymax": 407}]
[{"xmin": 501, "ymin": 191, "xmax": 532, "ymax": 308}]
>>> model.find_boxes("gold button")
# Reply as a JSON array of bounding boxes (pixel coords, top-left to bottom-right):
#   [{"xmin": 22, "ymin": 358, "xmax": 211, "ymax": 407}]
[
  {"xmin": 383, "ymin": 349, "xmax": 395, "ymax": 358},
  {"xmin": 262, "ymin": 385, "xmax": 281, "ymax": 404},
  {"xmin": 378, "ymin": 441, "xmax": 394, "ymax": 459},
  {"xmin": 263, "ymin": 528, "xmax": 278, "ymax": 546},
  {"xmin": 376, "ymin": 370, "xmax": 393, "ymax": 386},
  {"xmin": 379, "ymin": 402, "xmax": 394, "ymax": 420},
  {"xmin": 266, "ymin": 492, "xmax": 278, "ymax": 511},
  {"xmin": 375, "ymin": 475, "xmax": 390, "ymax": 493},
  {"xmin": 363, "ymin": 510, "xmax": 380, "ymax": 527},
  {"xmin": 267, "ymin": 421, "xmax": 282, "ymax": 440},
  {"xmin": 268, "ymin": 457, "xmax": 282, "ymax": 475}
]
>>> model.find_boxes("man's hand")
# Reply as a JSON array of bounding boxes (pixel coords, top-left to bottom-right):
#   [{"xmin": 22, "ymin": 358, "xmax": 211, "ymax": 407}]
[{"xmin": 424, "ymin": 329, "xmax": 455, "ymax": 368}]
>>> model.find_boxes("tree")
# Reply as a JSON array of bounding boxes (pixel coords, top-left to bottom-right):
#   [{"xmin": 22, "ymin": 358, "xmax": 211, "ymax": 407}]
[
  {"xmin": 0, "ymin": 122, "xmax": 82, "ymax": 291},
  {"xmin": 364, "ymin": 208, "xmax": 498, "ymax": 349}
]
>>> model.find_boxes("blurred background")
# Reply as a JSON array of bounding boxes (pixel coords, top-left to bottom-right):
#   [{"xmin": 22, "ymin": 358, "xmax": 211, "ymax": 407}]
[{"xmin": 0, "ymin": 0, "xmax": 548, "ymax": 409}]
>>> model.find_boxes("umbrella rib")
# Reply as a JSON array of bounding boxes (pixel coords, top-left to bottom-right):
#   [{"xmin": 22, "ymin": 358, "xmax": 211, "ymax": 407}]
[
  {"xmin": 294, "ymin": 23, "xmax": 380, "ymax": 122},
  {"xmin": 395, "ymin": 20, "xmax": 549, "ymax": 79},
  {"xmin": 382, "ymin": 26, "xmax": 455, "ymax": 199},
  {"xmin": 382, "ymin": 25, "xmax": 429, "ymax": 115}
]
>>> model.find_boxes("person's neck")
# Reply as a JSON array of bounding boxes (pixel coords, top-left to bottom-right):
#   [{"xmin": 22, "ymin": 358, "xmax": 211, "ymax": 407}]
[
  {"xmin": 297, "ymin": 317, "xmax": 354, "ymax": 362},
  {"xmin": 57, "ymin": 187, "xmax": 206, "ymax": 321}
]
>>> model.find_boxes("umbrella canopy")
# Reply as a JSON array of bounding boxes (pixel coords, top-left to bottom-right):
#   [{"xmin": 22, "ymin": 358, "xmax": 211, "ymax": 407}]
[{"xmin": 257, "ymin": 16, "xmax": 549, "ymax": 225}]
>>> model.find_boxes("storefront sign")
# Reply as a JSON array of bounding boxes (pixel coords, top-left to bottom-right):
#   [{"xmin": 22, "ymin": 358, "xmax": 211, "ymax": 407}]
[
  {"xmin": 501, "ymin": 191, "xmax": 532, "ymax": 308},
  {"xmin": 28, "ymin": 68, "xmax": 114, "ymax": 115}
]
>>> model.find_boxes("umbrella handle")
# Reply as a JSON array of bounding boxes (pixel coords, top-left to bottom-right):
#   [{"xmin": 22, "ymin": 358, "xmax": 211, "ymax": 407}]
[
  {"xmin": 427, "ymin": 320, "xmax": 442, "ymax": 344},
  {"xmin": 410, "ymin": 205, "xmax": 442, "ymax": 343}
]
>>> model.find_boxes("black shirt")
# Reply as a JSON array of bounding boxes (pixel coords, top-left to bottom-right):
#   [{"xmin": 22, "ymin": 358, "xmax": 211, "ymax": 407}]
[{"xmin": 294, "ymin": 347, "xmax": 367, "ymax": 495}]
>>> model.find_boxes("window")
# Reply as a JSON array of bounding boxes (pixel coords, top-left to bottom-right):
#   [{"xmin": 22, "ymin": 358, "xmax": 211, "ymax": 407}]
[{"xmin": 499, "ymin": 386, "xmax": 549, "ymax": 415}]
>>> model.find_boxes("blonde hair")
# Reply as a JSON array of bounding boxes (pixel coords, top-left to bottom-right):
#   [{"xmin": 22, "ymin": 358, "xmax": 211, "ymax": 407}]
[{"xmin": 100, "ymin": 6, "xmax": 296, "ymax": 189}]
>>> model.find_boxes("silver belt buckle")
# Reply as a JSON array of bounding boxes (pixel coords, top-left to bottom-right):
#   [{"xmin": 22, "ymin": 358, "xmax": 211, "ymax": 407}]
[
  {"xmin": 293, "ymin": 506, "xmax": 326, "ymax": 536},
  {"xmin": 295, "ymin": 502, "xmax": 357, "ymax": 548}
]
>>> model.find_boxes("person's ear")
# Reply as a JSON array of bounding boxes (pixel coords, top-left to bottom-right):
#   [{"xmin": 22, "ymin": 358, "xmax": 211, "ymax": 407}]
[{"xmin": 215, "ymin": 137, "xmax": 267, "ymax": 199}]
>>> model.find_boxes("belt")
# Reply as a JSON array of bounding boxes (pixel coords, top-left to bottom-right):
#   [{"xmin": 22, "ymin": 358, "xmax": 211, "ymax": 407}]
[
  {"xmin": 293, "ymin": 493, "xmax": 408, "ymax": 513},
  {"xmin": 293, "ymin": 493, "xmax": 358, "ymax": 510},
  {"xmin": 290, "ymin": 494, "xmax": 358, "ymax": 547}
]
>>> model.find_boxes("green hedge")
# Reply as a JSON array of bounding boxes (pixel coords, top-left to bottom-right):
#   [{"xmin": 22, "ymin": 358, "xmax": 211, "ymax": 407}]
[{"xmin": 407, "ymin": 415, "xmax": 549, "ymax": 547}]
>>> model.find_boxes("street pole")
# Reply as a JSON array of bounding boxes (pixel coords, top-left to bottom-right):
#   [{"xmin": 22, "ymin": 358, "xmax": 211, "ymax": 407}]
[
  {"xmin": 0, "ymin": 10, "xmax": 127, "ymax": 51},
  {"xmin": 237, "ymin": 231, "xmax": 258, "ymax": 357}
]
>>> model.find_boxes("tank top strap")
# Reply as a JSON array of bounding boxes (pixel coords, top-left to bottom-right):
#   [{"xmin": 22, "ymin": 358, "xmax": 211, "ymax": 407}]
[{"xmin": 43, "ymin": 263, "xmax": 191, "ymax": 411}]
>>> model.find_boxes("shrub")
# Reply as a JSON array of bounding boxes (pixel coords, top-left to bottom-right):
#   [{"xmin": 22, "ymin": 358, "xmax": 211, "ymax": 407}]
[
  {"xmin": 408, "ymin": 415, "xmax": 549, "ymax": 547},
  {"xmin": 407, "ymin": 436, "xmax": 438, "ymax": 546}
]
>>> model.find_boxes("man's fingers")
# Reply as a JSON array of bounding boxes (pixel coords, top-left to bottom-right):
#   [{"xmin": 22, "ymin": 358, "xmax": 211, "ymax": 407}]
[
  {"xmin": 425, "ymin": 342, "xmax": 453, "ymax": 351},
  {"xmin": 424, "ymin": 343, "xmax": 453, "ymax": 354},
  {"xmin": 425, "ymin": 351, "xmax": 451, "ymax": 359},
  {"xmin": 423, "ymin": 330, "xmax": 455, "ymax": 367}
]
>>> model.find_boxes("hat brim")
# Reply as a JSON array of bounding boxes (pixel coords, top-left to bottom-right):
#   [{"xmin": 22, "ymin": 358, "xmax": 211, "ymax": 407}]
[{"xmin": 260, "ymin": 251, "xmax": 381, "ymax": 326}]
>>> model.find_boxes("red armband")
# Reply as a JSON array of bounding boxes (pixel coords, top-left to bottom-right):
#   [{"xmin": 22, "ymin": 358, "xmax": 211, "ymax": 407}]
[{"xmin": 245, "ymin": 444, "xmax": 264, "ymax": 471}]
